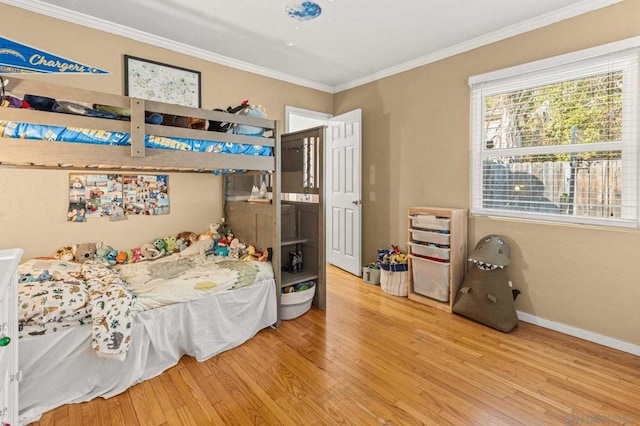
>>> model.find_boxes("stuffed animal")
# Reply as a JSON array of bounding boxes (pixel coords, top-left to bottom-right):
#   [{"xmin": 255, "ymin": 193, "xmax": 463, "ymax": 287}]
[
  {"xmin": 177, "ymin": 238, "xmax": 214, "ymax": 257},
  {"xmin": 240, "ymin": 246, "xmax": 269, "ymax": 262},
  {"xmin": 242, "ymin": 245, "xmax": 256, "ymax": 259},
  {"xmin": 175, "ymin": 238, "xmax": 188, "ymax": 252},
  {"xmin": 152, "ymin": 238, "xmax": 167, "ymax": 254},
  {"xmin": 163, "ymin": 236, "xmax": 177, "ymax": 253},
  {"xmin": 187, "ymin": 116, "xmax": 207, "ymax": 130},
  {"xmin": 209, "ymin": 223, "xmax": 221, "ymax": 239},
  {"xmin": 105, "ymin": 249, "xmax": 118, "ymax": 266},
  {"xmin": 257, "ymin": 248, "xmax": 270, "ymax": 262},
  {"xmin": 140, "ymin": 243, "xmax": 164, "ymax": 260},
  {"xmin": 131, "ymin": 247, "xmax": 142, "ymax": 262},
  {"xmin": 214, "ymin": 245, "xmax": 229, "ymax": 257},
  {"xmin": 54, "ymin": 246, "xmax": 74, "ymax": 262},
  {"xmin": 176, "ymin": 231, "xmax": 197, "ymax": 247},
  {"xmin": 19, "ymin": 273, "xmax": 36, "ymax": 283},
  {"xmin": 158, "ymin": 113, "xmax": 188, "ymax": 128},
  {"xmin": 223, "ymin": 230, "xmax": 235, "ymax": 246},
  {"xmin": 38, "ymin": 270, "xmax": 52, "ymax": 282},
  {"xmin": 72, "ymin": 243, "xmax": 97, "ymax": 263},
  {"xmin": 207, "ymin": 100, "xmax": 251, "ymax": 133},
  {"xmin": 197, "ymin": 230, "xmax": 213, "ymax": 241},
  {"xmin": 226, "ymin": 104, "xmax": 267, "ymax": 136},
  {"xmin": 94, "ymin": 242, "xmax": 114, "ymax": 264},
  {"xmin": 216, "ymin": 234, "xmax": 228, "ymax": 253},
  {"xmin": 228, "ymin": 238, "xmax": 246, "ymax": 258},
  {"xmin": 115, "ymin": 251, "xmax": 128, "ymax": 265},
  {"xmin": 218, "ymin": 219, "xmax": 231, "ymax": 239}
]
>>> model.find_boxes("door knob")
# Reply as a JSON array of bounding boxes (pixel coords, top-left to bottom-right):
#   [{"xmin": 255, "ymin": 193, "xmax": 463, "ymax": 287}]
[{"xmin": 351, "ymin": 200, "xmax": 361, "ymax": 205}]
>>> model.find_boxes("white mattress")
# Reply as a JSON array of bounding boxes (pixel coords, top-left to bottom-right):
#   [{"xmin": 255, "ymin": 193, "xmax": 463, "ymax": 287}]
[{"xmin": 18, "ymin": 278, "xmax": 276, "ymax": 425}]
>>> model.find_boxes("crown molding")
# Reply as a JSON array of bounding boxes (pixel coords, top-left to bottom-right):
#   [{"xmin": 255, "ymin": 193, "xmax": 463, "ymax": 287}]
[
  {"xmin": 1, "ymin": 0, "xmax": 335, "ymax": 93},
  {"xmin": 334, "ymin": 0, "xmax": 623, "ymax": 92},
  {"xmin": 3, "ymin": 0, "xmax": 622, "ymax": 94}
]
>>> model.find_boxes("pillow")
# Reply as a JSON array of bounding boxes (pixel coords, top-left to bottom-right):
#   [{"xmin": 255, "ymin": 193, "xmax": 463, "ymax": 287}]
[{"xmin": 19, "ymin": 258, "xmax": 81, "ymax": 276}]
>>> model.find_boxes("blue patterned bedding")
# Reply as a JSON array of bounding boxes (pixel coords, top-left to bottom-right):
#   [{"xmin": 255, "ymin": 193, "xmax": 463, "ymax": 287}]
[{"xmin": 0, "ymin": 121, "xmax": 273, "ymax": 156}]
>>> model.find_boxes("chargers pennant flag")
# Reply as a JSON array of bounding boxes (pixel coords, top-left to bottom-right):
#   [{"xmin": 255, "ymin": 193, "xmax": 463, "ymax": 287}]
[{"xmin": 0, "ymin": 36, "xmax": 108, "ymax": 74}]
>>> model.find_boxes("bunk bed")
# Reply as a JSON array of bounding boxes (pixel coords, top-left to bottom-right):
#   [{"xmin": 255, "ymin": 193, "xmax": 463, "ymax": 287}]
[{"xmin": 0, "ymin": 77, "xmax": 282, "ymax": 424}]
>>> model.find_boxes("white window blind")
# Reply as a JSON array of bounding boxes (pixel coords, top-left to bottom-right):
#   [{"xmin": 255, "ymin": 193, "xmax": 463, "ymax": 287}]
[{"xmin": 469, "ymin": 38, "xmax": 640, "ymax": 227}]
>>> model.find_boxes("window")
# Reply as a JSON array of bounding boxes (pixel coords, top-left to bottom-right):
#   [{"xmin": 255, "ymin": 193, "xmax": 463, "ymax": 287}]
[{"xmin": 469, "ymin": 38, "xmax": 639, "ymax": 227}]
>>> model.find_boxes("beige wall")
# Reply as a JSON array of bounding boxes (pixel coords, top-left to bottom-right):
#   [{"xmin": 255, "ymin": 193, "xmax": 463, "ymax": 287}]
[
  {"xmin": 335, "ymin": 0, "xmax": 640, "ymax": 346},
  {"xmin": 0, "ymin": 4, "xmax": 332, "ymax": 260},
  {"xmin": 0, "ymin": 169, "xmax": 223, "ymax": 260}
]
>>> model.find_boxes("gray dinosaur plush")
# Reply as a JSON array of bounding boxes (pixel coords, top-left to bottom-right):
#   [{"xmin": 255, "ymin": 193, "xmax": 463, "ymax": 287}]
[{"xmin": 452, "ymin": 235, "xmax": 520, "ymax": 332}]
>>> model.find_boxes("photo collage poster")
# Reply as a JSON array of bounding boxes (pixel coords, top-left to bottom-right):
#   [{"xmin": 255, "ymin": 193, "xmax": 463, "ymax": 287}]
[{"xmin": 68, "ymin": 174, "xmax": 169, "ymax": 222}]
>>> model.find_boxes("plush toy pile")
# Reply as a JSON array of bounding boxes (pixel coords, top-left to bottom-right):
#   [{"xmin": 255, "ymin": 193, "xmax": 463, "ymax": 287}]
[
  {"xmin": 143, "ymin": 100, "xmax": 269, "ymax": 137},
  {"xmin": 50, "ymin": 223, "xmax": 270, "ymax": 267},
  {"xmin": 377, "ymin": 245, "xmax": 409, "ymax": 272}
]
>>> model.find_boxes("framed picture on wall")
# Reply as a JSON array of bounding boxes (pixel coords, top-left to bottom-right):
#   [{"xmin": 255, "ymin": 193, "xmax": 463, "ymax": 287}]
[{"xmin": 124, "ymin": 55, "xmax": 201, "ymax": 107}]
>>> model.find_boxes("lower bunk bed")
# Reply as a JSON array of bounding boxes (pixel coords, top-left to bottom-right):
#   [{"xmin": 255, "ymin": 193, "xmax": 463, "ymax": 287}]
[{"xmin": 17, "ymin": 253, "xmax": 277, "ymax": 425}]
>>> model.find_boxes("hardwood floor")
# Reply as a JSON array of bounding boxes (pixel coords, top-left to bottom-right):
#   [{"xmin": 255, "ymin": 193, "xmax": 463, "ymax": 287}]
[{"xmin": 32, "ymin": 265, "xmax": 640, "ymax": 425}]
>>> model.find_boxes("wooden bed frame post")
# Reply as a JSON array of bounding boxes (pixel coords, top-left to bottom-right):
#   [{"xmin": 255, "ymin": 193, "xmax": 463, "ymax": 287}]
[{"xmin": 130, "ymin": 98, "xmax": 146, "ymax": 158}]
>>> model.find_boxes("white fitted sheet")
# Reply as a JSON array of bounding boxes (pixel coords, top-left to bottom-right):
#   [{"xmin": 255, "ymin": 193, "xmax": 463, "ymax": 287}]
[{"xmin": 18, "ymin": 278, "xmax": 276, "ymax": 425}]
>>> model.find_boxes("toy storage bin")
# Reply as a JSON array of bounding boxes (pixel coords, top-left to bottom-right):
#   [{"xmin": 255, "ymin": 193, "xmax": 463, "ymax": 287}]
[
  {"xmin": 380, "ymin": 270, "xmax": 408, "ymax": 296},
  {"xmin": 408, "ymin": 215, "xmax": 450, "ymax": 231},
  {"xmin": 363, "ymin": 266, "xmax": 381, "ymax": 285},
  {"xmin": 409, "ymin": 229, "xmax": 451, "ymax": 246},
  {"xmin": 410, "ymin": 255, "xmax": 450, "ymax": 302},
  {"xmin": 281, "ymin": 282, "xmax": 316, "ymax": 320},
  {"xmin": 408, "ymin": 242, "xmax": 450, "ymax": 260}
]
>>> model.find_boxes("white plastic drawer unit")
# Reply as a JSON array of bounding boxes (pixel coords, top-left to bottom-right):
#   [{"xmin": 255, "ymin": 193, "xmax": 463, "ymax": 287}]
[
  {"xmin": 409, "ymin": 228, "xmax": 451, "ymax": 246},
  {"xmin": 408, "ymin": 242, "xmax": 450, "ymax": 261},
  {"xmin": 408, "ymin": 214, "xmax": 450, "ymax": 231},
  {"xmin": 410, "ymin": 254, "xmax": 450, "ymax": 302}
]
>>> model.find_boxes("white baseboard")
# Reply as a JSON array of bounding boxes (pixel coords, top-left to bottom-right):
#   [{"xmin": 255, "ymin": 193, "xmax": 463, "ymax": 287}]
[{"xmin": 517, "ymin": 311, "xmax": 640, "ymax": 357}]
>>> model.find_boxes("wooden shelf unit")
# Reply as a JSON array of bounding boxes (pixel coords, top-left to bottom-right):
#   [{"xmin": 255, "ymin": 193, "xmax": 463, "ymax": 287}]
[
  {"xmin": 407, "ymin": 207, "xmax": 467, "ymax": 313},
  {"xmin": 280, "ymin": 200, "xmax": 322, "ymax": 290},
  {"xmin": 225, "ymin": 126, "xmax": 326, "ymax": 324},
  {"xmin": 278, "ymin": 126, "xmax": 326, "ymax": 311}
]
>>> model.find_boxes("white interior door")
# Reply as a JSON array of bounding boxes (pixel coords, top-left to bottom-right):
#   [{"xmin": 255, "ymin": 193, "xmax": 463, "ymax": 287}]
[{"xmin": 326, "ymin": 109, "xmax": 362, "ymax": 276}]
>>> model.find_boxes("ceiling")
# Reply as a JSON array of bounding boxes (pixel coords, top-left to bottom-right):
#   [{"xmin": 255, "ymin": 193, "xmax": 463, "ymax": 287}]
[{"xmin": 5, "ymin": 0, "xmax": 621, "ymax": 93}]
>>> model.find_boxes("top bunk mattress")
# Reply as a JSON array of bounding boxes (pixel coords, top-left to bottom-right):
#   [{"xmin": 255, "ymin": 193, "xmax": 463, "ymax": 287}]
[{"xmin": 0, "ymin": 121, "xmax": 273, "ymax": 156}]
